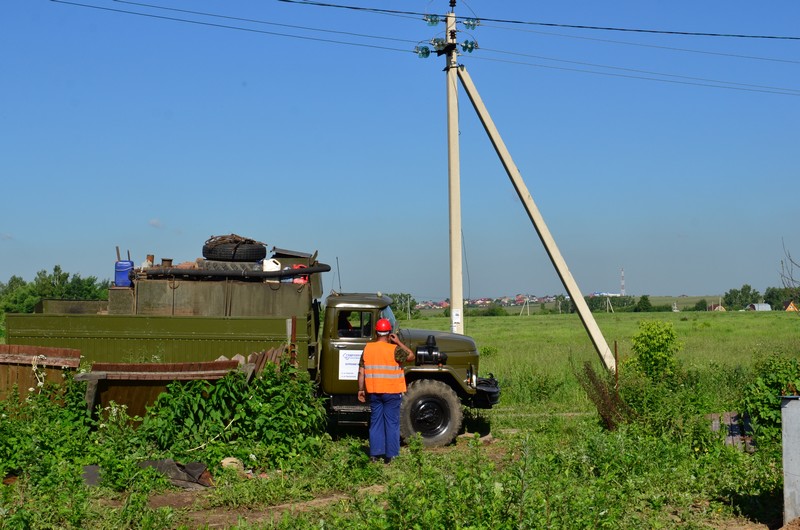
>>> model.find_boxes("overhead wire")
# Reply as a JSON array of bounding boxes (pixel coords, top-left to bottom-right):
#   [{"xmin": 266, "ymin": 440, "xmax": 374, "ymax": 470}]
[
  {"xmin": 276, "ymin": 0, "xmax": 425, "ymax": 21},
  {"xmin": 477, "ymin": 47, "xmax": 800, "ymax": 95},
  {"xmin": 50, "ymin": 0, "xmax": 798, "ymax": 96},
  {"xmin": 276, "ymin": 0, "xmax": 800, "ymax": 41},
  {"xmin": 114, "ymin": 0, "xmax": 418, "ymax": 44},
  {"xmin": 467, "ymin": 55, "xmax": 800, "ymax": 97},
  {"xmin": 478, "ymin": 23, "xmax": 800, "ymax": 65},
  {"xmin": 467, "ymin": 16, "xmax": 800, "ymax": 41},
  {"xmin": 50, "ymin": 0, "xmax": 413, "ymax": 53}
]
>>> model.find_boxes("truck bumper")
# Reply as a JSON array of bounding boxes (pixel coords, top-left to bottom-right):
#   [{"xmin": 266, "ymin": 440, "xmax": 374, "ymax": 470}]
[{"xmin": 472, "ymin": 374, "xmax": 500, "ymax": 409}]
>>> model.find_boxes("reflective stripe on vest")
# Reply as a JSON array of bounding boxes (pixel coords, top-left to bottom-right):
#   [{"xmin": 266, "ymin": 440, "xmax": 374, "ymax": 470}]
[{"xmin": 363, "ymin": 341, "xmax": 406, "ymax": 394}]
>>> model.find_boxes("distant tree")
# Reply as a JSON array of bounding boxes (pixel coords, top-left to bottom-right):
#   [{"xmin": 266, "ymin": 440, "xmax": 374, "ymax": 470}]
[
  {"xmin": 0, "ymin": 281, "xmax": 39, "ymax": 314},
  {"xmin": 584, "ymin": 296, "xmax": 602, "ymax": 312},
  {"xmin": 0, "ymin": 267, "xmax": 109, "ymax": 315},
  {"xmin": 387, "ymin": 293, "xmax": 420, "ymax": 320},
  {"xmin": 584, "ymin": 295, "xmax": 635, "ymax": 313},
  {"xmin": 554, "ymin": 294, "xmax": 574, "ymax": 314},
  {"xmin": 693, "ymin": 298, "xmax": 708, "ymax": 312},
  {"xmin": 483, "ymin": 303, "xmax": 508, "ymax": 316},
  {"xmin": 723, "ymin": 284, "xmax": 761, "ymax": 311},
  {"xmin": 764, "ymin": 286, "xmax": 799, "ymax": 310},
  {"xmin": 634, "ymin": 295, "xmax": 653, "ymax": 313}
]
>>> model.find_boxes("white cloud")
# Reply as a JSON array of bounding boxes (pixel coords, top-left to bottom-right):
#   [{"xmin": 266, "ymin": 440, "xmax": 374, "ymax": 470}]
[
  {"xmin": 0, "ymin": 233, "xmax": 12, "ymax": 241},
  {"xmin": 148, "ymin": 219, "xmax": 164, "ymax": 229}
]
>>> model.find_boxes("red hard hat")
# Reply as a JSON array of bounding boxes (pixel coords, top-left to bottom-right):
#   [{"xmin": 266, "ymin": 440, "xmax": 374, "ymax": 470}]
[{"xmin": 375, "ymin": 318, "xmax": 392, "ymax": 333}]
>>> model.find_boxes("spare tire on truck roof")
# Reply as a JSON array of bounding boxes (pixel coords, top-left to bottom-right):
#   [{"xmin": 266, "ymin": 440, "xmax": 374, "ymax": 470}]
[{"xmin": 202, "ymin": 234, "xmax": 267, "ymax": 262}]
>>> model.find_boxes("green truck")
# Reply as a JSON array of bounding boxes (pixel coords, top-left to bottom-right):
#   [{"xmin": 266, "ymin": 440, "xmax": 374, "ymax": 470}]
[{"xmin": 6, "ymin": 244, "xmax": 500, "ymax": 447}]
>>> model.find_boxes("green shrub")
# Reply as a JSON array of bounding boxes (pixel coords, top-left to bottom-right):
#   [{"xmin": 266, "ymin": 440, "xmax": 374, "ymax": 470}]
[
  {"xmin": 742, "ymin": 353, "xmax": 800, "ymax": 446},
  {"xmin": 629, "ymin": 320, "xmax": 681, "ymax": 381},
  {"xmin": 479, "ymin": 345, "xmax": 498, "ymax": 358},
  {"xmin": 140, "ymin": 361, "xmax": 329, "ymax": 469}
]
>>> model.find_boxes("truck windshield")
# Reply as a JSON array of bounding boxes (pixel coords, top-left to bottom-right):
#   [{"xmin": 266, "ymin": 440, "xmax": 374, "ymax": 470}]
[{"xmin": 379, "ymin": 306, "xmax": 398, "ymax": 332}]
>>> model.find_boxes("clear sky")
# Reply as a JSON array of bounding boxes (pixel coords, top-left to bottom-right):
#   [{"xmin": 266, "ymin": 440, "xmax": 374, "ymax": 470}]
[{"xmin": 2, "ymin": 1, "xmax": 798, "ymax": 301}]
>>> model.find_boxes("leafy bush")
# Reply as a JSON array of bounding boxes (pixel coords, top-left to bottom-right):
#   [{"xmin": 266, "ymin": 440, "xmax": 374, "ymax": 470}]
[
  {"xmin": 140, "ymin": 361, "xmax": 329, "ymax": 468},
  {"xmin": 629, "ymin": 320, "xmax": 681, "ymax": 381},
  {"xmin": 742, "ymin": 353, "xmax": 800, "ymax": 446},
  {"xmin": 0, "ymin": 375, "xmax": 92, "ymax": 480},
  {"xmin": 479, "ymin": 345, "xmax": 498, "ymax": 358}
]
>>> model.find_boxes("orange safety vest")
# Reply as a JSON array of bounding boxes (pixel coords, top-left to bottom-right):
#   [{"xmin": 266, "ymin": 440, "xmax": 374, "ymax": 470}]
[{"xmin": 362, "ymin": 341, "xmax": 407, "ymax": 394}]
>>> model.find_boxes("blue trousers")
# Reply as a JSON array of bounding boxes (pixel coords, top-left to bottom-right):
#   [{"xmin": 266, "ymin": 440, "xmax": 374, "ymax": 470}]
[{"xmin": 368, "ymin": 393, "xmax": 402, "ymax": 458}]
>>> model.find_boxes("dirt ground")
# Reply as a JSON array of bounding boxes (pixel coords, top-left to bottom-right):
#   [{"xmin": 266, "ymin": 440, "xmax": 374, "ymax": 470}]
[{"xmin": 145, "ymin": 484, "xmax": 386, "ymax": 528}]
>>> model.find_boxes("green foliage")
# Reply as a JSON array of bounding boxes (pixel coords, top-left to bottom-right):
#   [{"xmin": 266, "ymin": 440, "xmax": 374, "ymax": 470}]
[
  {"xmin": 465, "ymin": 302, "xmax": 509, "ymax": 317},
  {"xmin": 693, "ymin": 298, "xmax": 709, "ymax": 311},
  {"xmin": 0, "ymin": 266, "xmax": 109, "ymax": 316},
  {"xmin": 0, "ymin": 375, "xmax": 92, "ymax": 479},
  {"xmin": 633, "ymin": 294, "xmax": 653, "ymax": 312},
  {"xmin": 584, "ymin": 295, "xmax": 635, "ymax": 312},
  {"xmin": 140, "ymin": 362, "xmax": 328, "ymax": 468},
  {"xmin": 742, "ymin": 353, "xmax": 800, "ymax": 446},
  {"xmin": 386, "ymin": 292, "xmax": 420, "ymax": 320},
  {"xmin": 1, "ymin": 312, "xmax": 795, "ymax": 528},
  {"xmin": 86, "ymin": 402, "xmax": 152, "ymax": 491},
  {"xmin": 723, "ymin": 284, "xmax": 761, "ymax": 311},
  {"xmin": 479, "ymin": 345, "xmax": 498, "ymax": 358},
  {"xmin": 764, "ymin": 285, "xmax": 800, "ymax": 310},
  {"xmin": 503, "ymin": 371, "xmax": 564, "ymax": 404},
  {"xmin": 629, "ymin": 320, "xmax": 681, "ymax": 381}
]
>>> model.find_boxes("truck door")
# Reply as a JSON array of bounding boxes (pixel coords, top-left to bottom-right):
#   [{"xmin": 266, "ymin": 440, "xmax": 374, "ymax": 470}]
[{"xmin": 322, "ymin": 309, "xmax": 374, "ymax": 395}]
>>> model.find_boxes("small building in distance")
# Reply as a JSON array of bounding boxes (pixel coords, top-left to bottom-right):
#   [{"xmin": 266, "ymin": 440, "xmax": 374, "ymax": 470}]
[
  {"xmin": 746, "ymin": 303, "xmax": 772, "ymax": 311},
  {"xmin": 785, "ymin": 301, "xmax": 799, "ymax": 312}
]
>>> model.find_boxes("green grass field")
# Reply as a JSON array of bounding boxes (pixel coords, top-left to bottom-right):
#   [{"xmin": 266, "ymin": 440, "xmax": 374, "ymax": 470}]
[
  {"xmin": 406, "ymin": 310, "xmax": 800, "ymax": 415},
  {"xmin": 2, "ymin": 309, "xmax": 798, "ymax": 528}
]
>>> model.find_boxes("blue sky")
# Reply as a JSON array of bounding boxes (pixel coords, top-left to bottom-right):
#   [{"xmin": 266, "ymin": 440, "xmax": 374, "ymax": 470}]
[{"xmin": 2, "ymin": 1, "xmax": 798, "ymax": 301}]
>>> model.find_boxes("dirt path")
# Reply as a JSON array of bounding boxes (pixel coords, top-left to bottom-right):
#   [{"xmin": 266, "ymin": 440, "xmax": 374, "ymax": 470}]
[{"xmin": 147, "ymin": 484, "xmax": 386, "ymax": 528}]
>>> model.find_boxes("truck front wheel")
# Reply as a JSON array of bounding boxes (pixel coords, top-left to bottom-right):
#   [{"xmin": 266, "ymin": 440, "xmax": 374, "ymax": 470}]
[{"xmin": 401, "ymin": 380, "xmax": 463, "ymax": 447}]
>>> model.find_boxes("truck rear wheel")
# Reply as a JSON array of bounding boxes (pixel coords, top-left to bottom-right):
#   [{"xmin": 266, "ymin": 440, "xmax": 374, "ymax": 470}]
[{"xmin": 401, "ymin": 380, "xmax": 463, "ymax": 447}]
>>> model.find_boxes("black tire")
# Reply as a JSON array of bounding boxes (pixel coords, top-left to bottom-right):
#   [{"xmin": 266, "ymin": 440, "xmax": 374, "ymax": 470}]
[
  {"xmin": 202, "ymin": 243, "xmax": 266, "ymax": 262},
  {"xmin": 400, "ymin": 380, "xmax": 463, "ymax": 447}
]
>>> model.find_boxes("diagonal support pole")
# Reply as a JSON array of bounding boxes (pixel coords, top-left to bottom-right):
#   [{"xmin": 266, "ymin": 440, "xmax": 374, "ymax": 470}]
[{"xmin": 456, "ymin": 65, "xmax": 616, "ymax": 371}]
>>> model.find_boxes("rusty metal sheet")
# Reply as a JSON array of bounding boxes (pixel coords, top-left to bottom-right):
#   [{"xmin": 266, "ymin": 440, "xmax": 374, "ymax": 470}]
[{"xmin": 0, "ymin": 344, "xmax": 81, "ymax": 401}]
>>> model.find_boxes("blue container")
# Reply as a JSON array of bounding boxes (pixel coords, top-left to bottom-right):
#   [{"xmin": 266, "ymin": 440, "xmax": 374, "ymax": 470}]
[{"xmin": 115, "ymin": 260, "xmax": 134, "ymax": 287}]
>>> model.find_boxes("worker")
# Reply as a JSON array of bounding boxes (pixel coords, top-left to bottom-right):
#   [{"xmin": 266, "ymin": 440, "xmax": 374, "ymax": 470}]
[
  {"xmin": 357, "ymin": 318, "xmax": 415, "ymax": 464},
  {"xmin": 337, "ymin": 310, "xmax": 354, "ymax": 337}
]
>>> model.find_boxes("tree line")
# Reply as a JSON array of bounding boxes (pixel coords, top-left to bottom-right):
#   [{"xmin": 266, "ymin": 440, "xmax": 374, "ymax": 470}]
[
  {"xmin": 2, "ymin": 268, "xmax": 798, "ymax": 334},
  {"xmin": 0, "ymin": 266, "xmax": 109, "ymax": 336}
]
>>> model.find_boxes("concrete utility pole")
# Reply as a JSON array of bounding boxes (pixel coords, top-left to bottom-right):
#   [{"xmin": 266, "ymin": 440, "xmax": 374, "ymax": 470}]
[
  {"xmin": 446, "ymin": 5, "xmax": 464, "ymax": 335},
  {"xmin": 442, "ymin": 1, "xmax": 616, "ymax": 371}
]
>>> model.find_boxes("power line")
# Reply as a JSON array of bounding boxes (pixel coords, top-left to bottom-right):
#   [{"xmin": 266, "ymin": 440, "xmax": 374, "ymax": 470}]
[
  {"xmin": 50, "ymin": 0, "xmax": 798, "ymax": 96},
  {"xmin": 480, "ymin": 23, "xmax": 800, "ymax": 66},
  {"xmin": 114, "ymin": 0, "xmax": 418, "ymax": 44},
  {"xmin": 478, "ymin": 47, "xmax": 800, "ymax": 95},
  {"xmin": 277, "ymin": 0, "xmax": 800, "ymax": 41},
  {"xmin": 467, "ymin": 55, "xmax": 800, "ymax": 96},
  {"xmin": 50, "ymin": 0, "xmax": 413, "ymax": 53},
  {"xmin": 472, "ymin": 16, "xmax": 800, "ymax": 41},
  {"xmin": 276, "ymin": 0, "xmax": 425, "ymax": 20}
]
